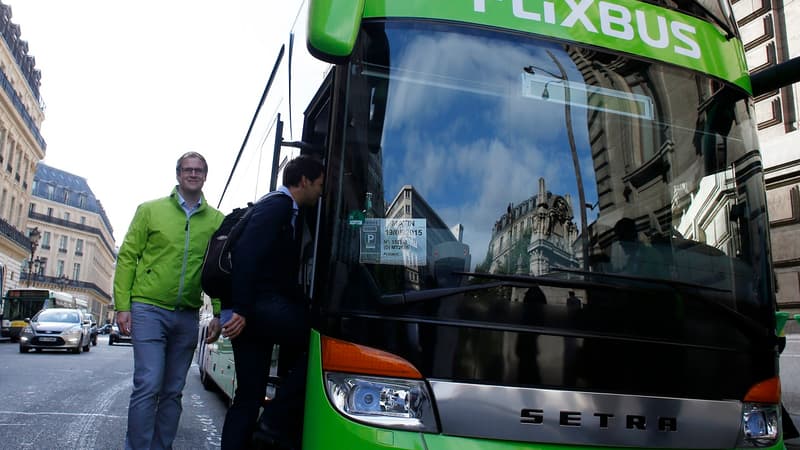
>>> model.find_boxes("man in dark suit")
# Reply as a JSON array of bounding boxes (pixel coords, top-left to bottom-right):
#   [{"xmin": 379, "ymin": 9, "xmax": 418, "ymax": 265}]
[{"xmin": 220, "ymin": 155, "xmax": 324, "ymax": 450}]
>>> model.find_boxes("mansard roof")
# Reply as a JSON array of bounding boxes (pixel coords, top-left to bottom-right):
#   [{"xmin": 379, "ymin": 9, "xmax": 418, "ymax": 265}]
[{"xmin": 32, "ymin": 163, "xmax": 113, "ymax": 235}]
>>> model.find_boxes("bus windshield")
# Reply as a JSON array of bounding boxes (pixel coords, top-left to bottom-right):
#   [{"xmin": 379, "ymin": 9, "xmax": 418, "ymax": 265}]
[{"xmin": 321, "ymin": 20, "xmax": 773, "ymax": 372}]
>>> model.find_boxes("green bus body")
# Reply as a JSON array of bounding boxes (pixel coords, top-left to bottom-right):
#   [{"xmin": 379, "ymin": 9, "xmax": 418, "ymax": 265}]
[
  {"xmin": 201, "ymin": 0, "xmax": 786, "ymax": 447},
  {"xmin": 308, "ymin": 0, "xmax": 750, "ymax": 91}
]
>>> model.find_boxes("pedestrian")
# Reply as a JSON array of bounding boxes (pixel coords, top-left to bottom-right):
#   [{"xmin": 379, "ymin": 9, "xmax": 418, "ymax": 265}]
[
  {"xmin": 114, "ymin": 151, "xmax": 225, "ymax": 450},
  {"xmin": 220, "ymin": 154, "xmax": 325, "ymax": 450}
]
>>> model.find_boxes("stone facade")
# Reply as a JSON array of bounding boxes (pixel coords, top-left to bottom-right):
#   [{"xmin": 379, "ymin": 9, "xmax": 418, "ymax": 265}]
[
  {"xmin": 485, "ymin": 177, "xmax": 579, "ymax": 277},
  {"xmin": 0, "ymin": 2, "xmax": 45, "ymax": 299},
  {"xmin": 735, "ymin": 0, "xmax": 800, "ymax": 310},
  {"xmin": 25, "ymin": 164, "xmax": 115, "ymax": 322}
]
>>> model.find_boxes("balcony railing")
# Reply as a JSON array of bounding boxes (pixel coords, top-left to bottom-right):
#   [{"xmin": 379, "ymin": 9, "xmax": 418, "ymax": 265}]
[
  {"xmin": 18, "ymin": 272, "xmax": 112, "ymax": 301},
  {"xmin": 0, "ymin": 216, "xmax": 32, "ymax": 251}
]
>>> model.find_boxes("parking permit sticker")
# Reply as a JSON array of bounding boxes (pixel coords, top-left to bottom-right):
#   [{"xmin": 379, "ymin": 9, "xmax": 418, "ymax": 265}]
[{"xmin": 359, "ymin": 218, "xmax": 427, "ymax": 265}]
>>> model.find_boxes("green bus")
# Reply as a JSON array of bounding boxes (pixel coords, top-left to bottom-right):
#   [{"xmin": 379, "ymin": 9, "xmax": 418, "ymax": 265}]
[{"xmin": 202, "ymin": 0, "xmax": 793, "ymax": 447}]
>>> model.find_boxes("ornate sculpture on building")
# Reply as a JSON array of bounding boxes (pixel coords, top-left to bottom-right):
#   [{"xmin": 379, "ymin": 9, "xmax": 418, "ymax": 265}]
[{"xmin": 484, "ymin": 177, "xmax": 579, "ymax": 276}]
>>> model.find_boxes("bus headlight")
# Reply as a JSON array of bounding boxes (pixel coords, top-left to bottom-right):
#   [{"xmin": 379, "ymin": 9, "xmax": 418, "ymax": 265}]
[
  {"xmin": 325, "ymin": 373, "xmax": 437, "ymax": 432},
  {"xmin": 736, "ymin": 403, "xmax": 779, "ymax": 447}
]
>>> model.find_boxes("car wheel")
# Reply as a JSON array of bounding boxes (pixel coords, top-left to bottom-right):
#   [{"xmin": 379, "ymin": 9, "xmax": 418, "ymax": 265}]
[
  {"xmin": 83, "ymin": 343, "xmax": 90, "ymax": 352},
  {"xmin": 19, "ymin": 345, "xmax": 29, "ymax": 353},
  {"xmin": 92, "ymin": 336, "xmax": 97, "ymax": 346},
  {"xmin": 73, "ymin": 344, "xmax": 82, "ymax": 354},
  {"xmin": 109, "ymin": 336, "xmax": 114, "ymax": 346}
]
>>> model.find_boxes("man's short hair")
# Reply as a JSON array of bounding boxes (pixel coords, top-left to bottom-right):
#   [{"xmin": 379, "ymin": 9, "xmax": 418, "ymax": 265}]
[
  {"xmin": 283, "ymin": 155, "xmax": 324, "ymax": 187},
  {"xmin": 176, "ymin": 151, "xmax": 208, "ymax": 174}
]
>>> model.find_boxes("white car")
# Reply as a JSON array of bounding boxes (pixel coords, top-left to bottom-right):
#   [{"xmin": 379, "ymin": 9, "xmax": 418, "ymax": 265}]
[{"xmin": 19, "ymin": 308, "xmax": 92, "ymax": 354}]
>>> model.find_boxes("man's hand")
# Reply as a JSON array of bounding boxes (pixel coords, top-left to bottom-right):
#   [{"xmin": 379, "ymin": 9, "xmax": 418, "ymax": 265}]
[
  {"xmin": 221, "ymin": 313, "xmax": 246, "ymax": 339},
  {"xmin": 116, "ymin": 311, "xmax": 131, "ymax": 336},
  {"xmin": 205, "ymin": 317, "xmax": 221, "ymax": 344}
]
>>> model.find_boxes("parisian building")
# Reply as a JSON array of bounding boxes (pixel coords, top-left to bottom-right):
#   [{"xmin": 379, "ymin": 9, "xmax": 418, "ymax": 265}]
[
  {"xmin": 734, "ymin": 0, "xmax": 800, "ymax": 311},
  {"xmin": 25, "ymin": 163, "xmax": 115, "ymax": 322},
  {"xmin": 0, "ymin": 2, "xmax": 46, "ymax": 297}
]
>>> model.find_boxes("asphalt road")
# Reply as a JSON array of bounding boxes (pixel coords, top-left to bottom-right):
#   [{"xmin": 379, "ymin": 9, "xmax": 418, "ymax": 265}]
[
  {"xmin": 0, "ymin": 334, "xmax": 228, "ymax": 449},
  {"xmin": 2, "ymin": 333, "xmax": 800, "ymax": 448}
]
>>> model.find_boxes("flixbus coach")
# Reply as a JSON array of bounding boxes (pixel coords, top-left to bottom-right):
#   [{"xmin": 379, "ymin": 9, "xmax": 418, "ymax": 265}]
[{"xmin": 209, "ymin": 0, "xmax": 797, "ymax": 447}]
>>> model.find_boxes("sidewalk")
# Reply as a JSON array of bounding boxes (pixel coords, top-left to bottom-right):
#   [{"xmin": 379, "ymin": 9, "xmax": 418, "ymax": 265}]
[{"xmin": 788, "ymin": 413, "xmax": 800, "ymax": 449}]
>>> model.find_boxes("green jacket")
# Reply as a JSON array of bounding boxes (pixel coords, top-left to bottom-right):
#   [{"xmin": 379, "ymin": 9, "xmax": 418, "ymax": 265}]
[{"xmin": 113, "ymin": 187, "xmax": 224, "ymax": 314}]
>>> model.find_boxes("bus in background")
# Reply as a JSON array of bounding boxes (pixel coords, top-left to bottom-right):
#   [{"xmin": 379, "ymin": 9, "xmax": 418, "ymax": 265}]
[
  {"xmin": 202, "ymin": 0, "xmax": 799, "ymax": 447},
  {"xmin": 1, "ymin": 288, "xmax": 77, "ymax": 341}
]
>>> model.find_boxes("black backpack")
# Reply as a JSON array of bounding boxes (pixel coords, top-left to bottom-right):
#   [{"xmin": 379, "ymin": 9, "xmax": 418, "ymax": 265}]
[
  {"xmin": 201, "ymin": 191, "xmax": 290, "ymax": 303},
  {"xmin": 200, "ymin": 202, "xmax": 254, "ymax": 302}
]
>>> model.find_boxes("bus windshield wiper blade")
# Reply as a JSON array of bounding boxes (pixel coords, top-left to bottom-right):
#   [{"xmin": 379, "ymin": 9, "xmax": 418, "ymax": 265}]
[
  {"xmin": 379, "ymin": 271, "xmax": 636, "ymax": 306},
  {"xmin": 549, "ymin": 267, "xmax": 769, "ymax": 339},
  {"xmin": 452, "ymin": 271, "xmax": 626, "ymax": 291},
  {"xmin": 550, "ymin": 267, "xmax": 730, "ymax": 293},
  {"xmin": 380, "ymin": 282, "xmax": 516, "ymax": 305}
]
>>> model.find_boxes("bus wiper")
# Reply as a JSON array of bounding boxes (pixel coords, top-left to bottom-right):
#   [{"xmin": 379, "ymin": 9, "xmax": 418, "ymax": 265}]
[
  {"xmin": 379, "ymin": 282, "xmax": 510, "ymax": 305},
  {"xmin": 550, "ymin": 267, "xmax": 769, "ymax": 339},
  {"xmin": 379, "ymin": 271, "xmax": 638, "ymax": 306},
  {"xmin": 550, "ymin": 267, "xmax": 730, "ymax": 293},
  {"xmin": 452, "ymin": 271, "xmax": 625, "ymax": 291}
]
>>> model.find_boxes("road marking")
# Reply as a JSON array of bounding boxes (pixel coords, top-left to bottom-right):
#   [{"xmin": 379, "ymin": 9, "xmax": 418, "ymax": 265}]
[{"xmin": 0, "ymin": 411, "xmax": 126, "ymax": 419}]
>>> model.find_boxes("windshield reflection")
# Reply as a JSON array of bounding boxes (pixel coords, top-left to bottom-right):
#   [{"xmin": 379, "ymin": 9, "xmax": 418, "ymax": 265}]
[{"xmin": 328, "ymin": 21, "xmax": 771, "ymax": 321}]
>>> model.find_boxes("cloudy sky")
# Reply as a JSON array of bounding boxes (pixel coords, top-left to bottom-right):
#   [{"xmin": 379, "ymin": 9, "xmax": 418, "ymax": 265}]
[{"xmin": 6, "ymin": 0, "xmax": 300, "ymax": 243}]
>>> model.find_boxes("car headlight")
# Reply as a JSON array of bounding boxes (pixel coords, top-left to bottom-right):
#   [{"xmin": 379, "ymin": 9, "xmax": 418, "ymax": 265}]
[
  {"xmin": 325, "ymin": 373, "xmax": 436, "ymax": 432},
  {"xmin": 21, "ymin": 325, "xmax": 32, "ymax": 335},
  {"xmin": 735, "ymin": 403, "xmax": 780, "ymax": 447},
  {"xmin": 62, "ymin": 327, "xmax": 82, "ymax": 340}
]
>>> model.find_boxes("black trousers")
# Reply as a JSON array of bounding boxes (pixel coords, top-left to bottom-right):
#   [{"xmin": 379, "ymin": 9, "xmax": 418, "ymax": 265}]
[{"xmin": 220, "ymin": 295, "xmax": 309, "ymax": 450}]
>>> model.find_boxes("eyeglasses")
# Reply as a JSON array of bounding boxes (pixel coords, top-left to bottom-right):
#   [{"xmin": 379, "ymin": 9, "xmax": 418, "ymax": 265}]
[{"xmin": 180, "ymin": 167, "xmax": 206, "ymax": 175}]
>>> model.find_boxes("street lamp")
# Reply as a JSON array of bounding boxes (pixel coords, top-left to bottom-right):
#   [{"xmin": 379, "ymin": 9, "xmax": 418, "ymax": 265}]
[
  {"xmin": 26, "ymin": 227, "xmax": 42, "ymax": 287},
  {"xmin": 524, "ymin": 51, "xmax": 589, "ymax": 269},
  {"xmin": 57, "ymin": 274, "xmax": 70, "ymax": 292}
]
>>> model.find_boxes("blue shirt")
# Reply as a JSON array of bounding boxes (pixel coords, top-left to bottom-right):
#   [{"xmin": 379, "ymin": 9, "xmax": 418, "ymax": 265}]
[{"xmin": 176, "ymin": 190, "xmax": 202, "ymax": 217}]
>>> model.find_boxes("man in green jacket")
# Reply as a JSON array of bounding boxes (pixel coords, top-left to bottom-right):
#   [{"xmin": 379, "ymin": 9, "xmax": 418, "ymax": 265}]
[{"xmin": 114, "ymin": 151, "xmax": 224, "ymax": 450}]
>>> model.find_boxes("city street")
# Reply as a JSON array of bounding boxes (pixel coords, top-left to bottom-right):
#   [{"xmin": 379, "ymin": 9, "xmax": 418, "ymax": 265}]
[
  {"xmin": 0, "ymin": 334, "xmax": 228, "ymax": 449},
  {"xmin": 2, "ymin": 333, "xmax": 800, "ymax": 449}
]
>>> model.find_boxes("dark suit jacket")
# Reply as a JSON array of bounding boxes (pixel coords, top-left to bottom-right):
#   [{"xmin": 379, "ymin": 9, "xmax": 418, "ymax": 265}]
[{"xmin": 230, "ymin": 192, "xmax": 300, "ymax": 321}]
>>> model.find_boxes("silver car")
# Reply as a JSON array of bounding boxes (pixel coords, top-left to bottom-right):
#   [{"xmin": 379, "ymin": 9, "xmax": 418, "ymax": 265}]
[{"xmin": 19, "ymin": 308, "xmax": 92, "ymax": 354}]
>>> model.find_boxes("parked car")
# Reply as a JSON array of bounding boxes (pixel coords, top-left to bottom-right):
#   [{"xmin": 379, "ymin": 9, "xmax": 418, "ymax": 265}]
[
  {"xmin": 98, "ymin": 323, "xmax": 112, "ymax": 335},
  {"xmin": 109, "ymin": 323, "xmax": 132, "ymax": 345},
  {"xmin": 85, "ymin": 313, "xmax": 99, "ymax": 346},
  {"xmin": 19, "ymin": 308, "xmax": 92, "ymax": 354}
]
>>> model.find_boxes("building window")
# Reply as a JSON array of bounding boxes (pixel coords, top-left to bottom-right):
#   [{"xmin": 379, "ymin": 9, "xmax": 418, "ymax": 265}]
[
  {"xmin": 0, "ymin": 189, "xmax": 6, "ymax": 219},
  {"xmin": 46, "ymin": 184, "xmax": 54, "ymax": 200},
  {"xmin": 63, "ymin": 212, "xmax": 70, "ymax": 222},
  {"xmin": 72, "ymin": 263, "xmax": 81, "ymax": 281},
  {"xmin": 28, "ymin": 203, "xmax": 35, "ymax": 214},
  {"xmin": 56, "ymin": 259, "xmax": 65, "ymax": 277},
  {"xmin": 75, "ymin": 239, "xmax": 83, "ymax": 256},
  {"xmin": 47, "ymin": 207, "xmax": 53, "ymax": 217},
  {"xmin": 58, "ymin": 235, "xmax": 68, "ymax": 253},
  {"xmin": 41, "ymin": 231, "xmax": 51, "ymax": 249},
  {"xmin": 62, "ymin": 190, "xmax": 69, "ymax": 203},
  {"xmin": 80, "ymin": 216, "xmax": 86, "ymax": 225},
  {"xmin": 78, "ymin": 195, "xmax": 87, "ymax": 208}
]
